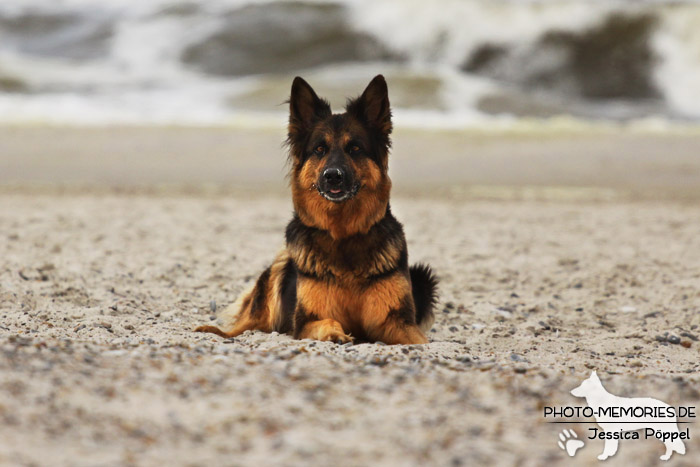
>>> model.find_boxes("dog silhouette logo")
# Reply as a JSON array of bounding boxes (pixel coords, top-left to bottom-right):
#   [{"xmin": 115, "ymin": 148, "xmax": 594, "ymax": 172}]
[{"xmin": 570, "ymin": 371, "xmax": 687, "ymax": 461}]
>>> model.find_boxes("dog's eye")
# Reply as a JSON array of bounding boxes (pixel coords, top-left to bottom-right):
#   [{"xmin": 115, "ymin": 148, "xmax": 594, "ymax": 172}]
[
  {"xmin": 313, "ymin": 145, "xmax": 326, "ymax": 156},
  {"xmin": 349, "ymin": 145, "xmax": 360, "ymax": 155}
]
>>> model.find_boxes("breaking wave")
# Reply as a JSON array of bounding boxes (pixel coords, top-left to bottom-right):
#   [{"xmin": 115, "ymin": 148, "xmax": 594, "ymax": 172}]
[{"xmin": 1, "ymin": 0, "xmax": 699, "ymax": 127}]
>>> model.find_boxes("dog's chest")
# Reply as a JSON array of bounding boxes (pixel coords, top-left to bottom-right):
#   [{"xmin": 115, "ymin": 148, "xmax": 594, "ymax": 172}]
[
  {"xmin": 290, "ymin": 236, "xmax": 402, "ymax": 281},
  {"xmin": 297, "ymin": 272, "xmax": 407, "ymax": 336}
]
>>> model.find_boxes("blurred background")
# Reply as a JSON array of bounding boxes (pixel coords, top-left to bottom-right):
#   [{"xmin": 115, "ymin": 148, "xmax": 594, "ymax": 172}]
[
  {"xmin": 2, "ymin": 0, "xmax": 700, "ymax": 126},
  {"xmin": 4, "ymin": 4, "xmax": 700, "ymax": 466},
  {"xmin": 1, "ymin": 0, "xmax": 699, "ymax": 194}
]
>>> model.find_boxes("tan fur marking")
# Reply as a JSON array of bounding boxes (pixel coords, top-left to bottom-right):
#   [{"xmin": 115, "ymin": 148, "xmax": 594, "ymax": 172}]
[
  {"xmin": 292, "ymin": 157, "xmax": 390, "ymax": 240},
  {"xmin": 360, "ymin": 275, "xmax": 410, "ymax": 330},
  {"xmin": 194, "ymin": 312, "xmax": 265, "ymax": 338},
  {"xmin": 374, "ymin": 323, "xmax": 428, "ymax": 345},
  {"xmin": 295, "ymin": 271, "xmax": 423, "ymax": 344},
  {"xmin": 267, "ymin": 250, "xmax": 291, "ymax": 331},
  {"xmin": 195, "ymin": 249, "xmax": 290, "ymax": 338},
  {"xmin": 297, "ymin": 318, "xmax": 353, "ymax": 343},
  {"xmin": 211, "ymin": 288, "xmax": 252, "ymax": 334},
  {"xmin": 361, "ymin": 274, "xmax": 428, "ymax": 344},
  {"xmin": 297, "ymin": 277, "xmax": 350, "ymax": 324}
]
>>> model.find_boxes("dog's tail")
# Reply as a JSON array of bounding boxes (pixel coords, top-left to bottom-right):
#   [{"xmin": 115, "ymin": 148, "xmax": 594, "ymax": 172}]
[{"xmin": 410, "ymin": 263, "xmax": 438, "ymax": 333}]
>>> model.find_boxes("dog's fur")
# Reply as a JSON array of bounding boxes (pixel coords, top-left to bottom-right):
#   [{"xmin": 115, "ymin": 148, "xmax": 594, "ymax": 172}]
[{"xmin": 195, "ymin": 75, "xmax": 438, "ymax": 344}]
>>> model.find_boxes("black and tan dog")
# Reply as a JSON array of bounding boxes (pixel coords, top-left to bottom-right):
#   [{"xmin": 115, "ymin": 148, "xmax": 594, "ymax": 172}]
[{"xmin": 195, "ymin": 75, "xmax": 437, "ymax": 344}]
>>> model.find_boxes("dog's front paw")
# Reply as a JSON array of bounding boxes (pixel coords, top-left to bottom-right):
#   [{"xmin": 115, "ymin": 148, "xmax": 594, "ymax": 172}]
[
  {"xmin": 316, "ymin": 319, "xmax": 353, "ymax": 344},
  {"xmin": 319, "ymin": 328, "xmax": 353, "ymax": 344}
]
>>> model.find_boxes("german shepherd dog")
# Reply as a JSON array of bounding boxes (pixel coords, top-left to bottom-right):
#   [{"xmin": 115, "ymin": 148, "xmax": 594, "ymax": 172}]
[{"xmin": 195, "ymin": 75, "xmax": 437, "ymax": 344}]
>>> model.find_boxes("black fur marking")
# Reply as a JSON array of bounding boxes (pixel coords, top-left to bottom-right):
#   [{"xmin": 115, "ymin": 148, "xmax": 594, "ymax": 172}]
[
  {"xmin": 286, "ymin": 207, "xmax": 407, "ymax": 279},
  {"xmin": 250, "ymin": 266, "xmax": 271, "ymax": 317},
  {"xmin": 363, "ymin": 267, "xmax": 399, "ymax": 284},
  {"xmin": 297, "ymin": 268, "xmax": 335, "ymax": 282},
  {"xmin": 364, "ymin": 245, "xmax": 408, "ymax": 285},
  {"xmin": 293, "ymin": 304, "xmax": 319, "ymax": 339},
  {"xmin": 291, "ymin": 113, "xmax": 384, "ymax": 168},
  {"xmin": 285, "ymin": 212, "xmax": 310, "ymax": 244},
  {"xmin": 277, "ymin": 259, "xmax": 297, "ymax": 334},
  {"xmin": 409, "ymin": 264, "xmax": 439, "ymax": 327},
  {"xmin": 345, "ymin": 75, "xmax": 392, "ymax": 162},
  {"xmin": 329, "ymin": 114, "xmax": 345, "ymax": 133},
  {"xmin": 286, "ymin": 76, "xmax": 332, "ymax": 165},
  {"xmin": 385, "ymin": 295, "xmax": 416, "ymax": 326},
  {"xmin": 288, "ymin": 77, "xmax": 332, "ymax": 134}
]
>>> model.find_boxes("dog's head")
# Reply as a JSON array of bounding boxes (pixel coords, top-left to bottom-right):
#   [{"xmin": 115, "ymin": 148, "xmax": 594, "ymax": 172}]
[
  {"xmin": 571, "ymin": 371, "xmax": 603, "ymax": 398},
  {"xmin": 287, "ymin": 75, "xmax": 392, "ymax": 239}
]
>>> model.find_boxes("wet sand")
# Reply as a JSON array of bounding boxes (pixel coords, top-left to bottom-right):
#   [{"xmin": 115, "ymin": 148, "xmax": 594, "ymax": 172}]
[
  {"xmin": 2, "ymin": 125, "xmax": 700, "ymax": 198},
  {"xmin": 1, "ymin": 126, "xmax": 699, "ymax": 466}
]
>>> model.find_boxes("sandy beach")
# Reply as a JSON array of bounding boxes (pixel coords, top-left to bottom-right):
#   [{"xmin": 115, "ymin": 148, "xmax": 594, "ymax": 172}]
[{"xmin": 1, "ymin": 126, "xmax": 699, "ymax": 466}]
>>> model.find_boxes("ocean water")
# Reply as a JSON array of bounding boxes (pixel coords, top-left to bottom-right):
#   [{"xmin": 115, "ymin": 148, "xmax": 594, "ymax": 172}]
[{"xmin": 1, "ymin": 0, "xmax": 699, "ymax": 128}]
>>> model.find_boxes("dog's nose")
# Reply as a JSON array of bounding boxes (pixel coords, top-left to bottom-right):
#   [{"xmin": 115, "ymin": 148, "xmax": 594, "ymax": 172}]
[{"xmin": 322, "ymin": 168, "xmax": 344, "ymax": 187}]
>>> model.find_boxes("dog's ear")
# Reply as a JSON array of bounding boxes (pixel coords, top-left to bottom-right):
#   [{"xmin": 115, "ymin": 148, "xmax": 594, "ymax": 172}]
[
  {"xmin": 590, "ymin": 371, "xmax": 599, "ymax": 382},
  {"xmin": 347, "ymin": 75, "xmax": 392, "ymax": 136},
  {"xmin": 288, "ymin": 77, "xmax": 331, "ymax": 138}
]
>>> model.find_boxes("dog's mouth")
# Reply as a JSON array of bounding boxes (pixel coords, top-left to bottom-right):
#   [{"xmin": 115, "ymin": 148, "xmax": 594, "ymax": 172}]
[{"xmin": 315, "ymin": 183, "xmax": 360, "ymax": 203}]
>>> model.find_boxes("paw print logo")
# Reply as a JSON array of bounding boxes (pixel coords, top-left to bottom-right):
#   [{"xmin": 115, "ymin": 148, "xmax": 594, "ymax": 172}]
[{"xmin": 558, "ymin": 429, "xmax": 584, "ymax": 457}]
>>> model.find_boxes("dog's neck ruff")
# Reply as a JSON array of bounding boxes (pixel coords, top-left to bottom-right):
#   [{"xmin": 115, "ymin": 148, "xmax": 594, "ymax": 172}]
[
  {"xmin": 293, "ymin": 193, "xmax": 389, "ymax": 240},
  {"xmin": 285, "ymin": 207, "xmax": 407, "ymax": 281}
]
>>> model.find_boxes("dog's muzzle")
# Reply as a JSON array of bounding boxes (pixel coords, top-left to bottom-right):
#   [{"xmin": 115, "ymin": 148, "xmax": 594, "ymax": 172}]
[{"xmin": 314, "ymin": 182, "xmax": 361, "ymax": 203}]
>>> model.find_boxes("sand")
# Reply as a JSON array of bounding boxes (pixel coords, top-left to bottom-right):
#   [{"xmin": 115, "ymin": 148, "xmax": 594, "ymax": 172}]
[{"xmin": 1, "ymin": 127, "xmax": 699, "ymax": 466}]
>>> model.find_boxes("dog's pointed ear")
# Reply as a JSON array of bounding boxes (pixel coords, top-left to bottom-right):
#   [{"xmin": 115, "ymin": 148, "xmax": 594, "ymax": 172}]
[
  {"xmin": 289, "ymin": 77, "xmax": 331, "ymax": 136},
  {"xmin": 591, "ymin": 371, "xmax": 599, "ymax": 381},
  {"xmin": 348, "ymin": 74, "xmax": 392, "ymax": 136}
]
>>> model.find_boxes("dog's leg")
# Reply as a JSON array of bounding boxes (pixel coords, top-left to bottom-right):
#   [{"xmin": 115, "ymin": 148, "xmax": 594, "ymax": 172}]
[
  {"xmin": 194, "ymin": 291, "xmax": 272, "ymax": 338},
  {"xmin": 363, "ymin": 297, "xmax": 429, "ymax": 345},
  {"xmin": 194, "ymin": 313, "xmax": 265, "ymax": 338},
  {"xmin": 291, "ymin": 281, "xmax": 353, "ymax": 343},
  {"xmin": 295, "ymin": 317, "xmax": 353, "ymax": 344},
  {"xmin": 361, "ymin": 277, "xmax": 430, "ymax": 345},
  {"xmin": 194, "ymin": 253, "xmax": 288, "ymax": 338},
  {"xmin": 598, "ymin": 438, "xmax": 618, "ymax": 460},
  {"xmin": 361, "ymin": 301, "xmax": 429, "ymax": 344},
  {"xmin": 374, "ymin": 321, "xmax": 429, "ymax": 345}
]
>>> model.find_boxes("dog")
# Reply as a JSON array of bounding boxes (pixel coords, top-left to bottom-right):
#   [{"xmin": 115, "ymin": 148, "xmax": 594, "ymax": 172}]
[
  {"xmin": 571, "ymin": 371, "xmax": 686, "ymax": 461},
  {"xmin": 195, "ymin": 75, "xmax": 438, "ymax": 344}
]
